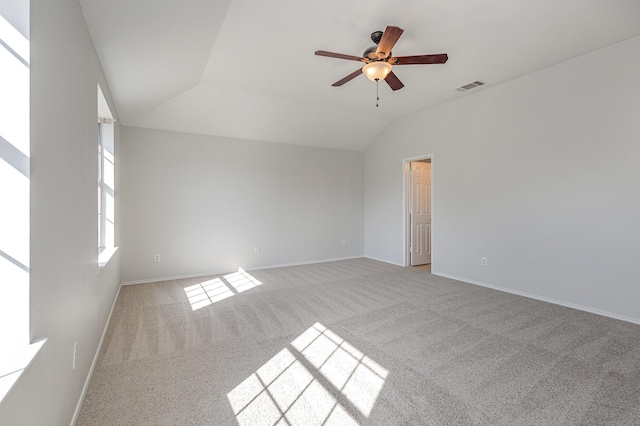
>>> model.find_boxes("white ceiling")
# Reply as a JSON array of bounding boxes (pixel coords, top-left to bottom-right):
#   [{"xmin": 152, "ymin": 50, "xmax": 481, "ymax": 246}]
[{"xmin": 79, "ymin": 0, "xmax": 640, "ymax": 151}]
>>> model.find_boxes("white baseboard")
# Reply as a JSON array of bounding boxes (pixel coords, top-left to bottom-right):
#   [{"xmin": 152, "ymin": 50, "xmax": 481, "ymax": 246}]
[
  {"xmin": 432, "ymin": 271, "xmax": 640, "ymax": 326},
  {"xmin": 120, "ymin": 256, "xmax": 366, "ymax": 286},
  {"xmin": 363, "ymin": 255, "xmax": 404, "ymax": 267},
  {"xmin": 70, "ymin": 284, "xmax": 122, "ymax": 426}
]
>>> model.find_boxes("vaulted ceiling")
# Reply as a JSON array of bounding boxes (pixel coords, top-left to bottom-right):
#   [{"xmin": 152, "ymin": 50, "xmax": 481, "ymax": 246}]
[{"xmin": 79, "ymin": 0, "xmax": 640, "ymax": 151}]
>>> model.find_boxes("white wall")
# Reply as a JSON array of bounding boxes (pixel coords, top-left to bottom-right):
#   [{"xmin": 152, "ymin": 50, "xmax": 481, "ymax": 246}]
[
  {"xmin": 0, "ymin": 0, "xmax": 121, "ymax": 424},
  {"xmin": 365, "ymin": 36, "xmax": 640, "ymax": 322},
  {"xmin": 121, "ymin": 127, "xmax": 364, "ymax": 283}
]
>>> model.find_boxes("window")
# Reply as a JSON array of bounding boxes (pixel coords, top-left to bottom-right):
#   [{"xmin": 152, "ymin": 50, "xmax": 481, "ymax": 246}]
[
  {"xmin": 97, "ymin": 86, "xmax": 115, "ymax": 252},
  {"xmin": 1, "ymin": 8, "xmax": 44, "ymax": 403},
  {"xmin": 1, "ymin": 6, "xmax": 30, "ymax": 352}
]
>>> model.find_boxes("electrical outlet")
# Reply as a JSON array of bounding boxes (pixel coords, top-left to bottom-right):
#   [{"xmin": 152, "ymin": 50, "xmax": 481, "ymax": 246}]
[
  {"xmin": 341, "ymin": 240, "xmax": 347, "ymax": 246},
  {"xmin": 73, "ymin": 342, "xmax": 78, "ymax": 370},
  {"xmin": 481, "ymin": 257, "xmax": 488, "ymax": 266},
  {"xmin": 154, "ymin": 254, "xmax": 160, "ymax": 263},
  {"xmin": 254, "ymin": 246, "xmax": 260, "ymax": 254}
]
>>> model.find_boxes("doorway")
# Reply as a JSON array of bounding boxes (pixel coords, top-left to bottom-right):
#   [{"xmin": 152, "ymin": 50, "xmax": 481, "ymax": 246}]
[{"xmin": 404, "ymin": 156, "xmax": 432, "ymax": 267}]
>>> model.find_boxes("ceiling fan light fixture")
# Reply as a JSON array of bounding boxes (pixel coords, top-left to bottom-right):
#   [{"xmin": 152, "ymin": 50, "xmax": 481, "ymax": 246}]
[{"xmin": 363, "ymin": 61, "xmax": 392, "ymax": 81}]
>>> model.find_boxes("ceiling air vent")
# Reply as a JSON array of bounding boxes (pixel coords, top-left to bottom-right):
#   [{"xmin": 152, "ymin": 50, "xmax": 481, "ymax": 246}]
[{"xmin": 455, "ymin": 80, "xmax": 485, "ymax": 92}]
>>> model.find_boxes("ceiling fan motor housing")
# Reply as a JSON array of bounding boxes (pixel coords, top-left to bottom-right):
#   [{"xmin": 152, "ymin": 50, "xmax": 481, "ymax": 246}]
[
  {"xmin": 363, "ymin": 45, "xmax": 377, "ymax": 59},
  {"xmin": 363, "ymin": 45, "xmax": 392, "ymax": 61}
]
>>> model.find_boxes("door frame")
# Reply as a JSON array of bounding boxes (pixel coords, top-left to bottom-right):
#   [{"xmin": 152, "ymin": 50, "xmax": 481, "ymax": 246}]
[{"xmin": 403, "ymin": 154, "xmax": 433, "ymax": 267}]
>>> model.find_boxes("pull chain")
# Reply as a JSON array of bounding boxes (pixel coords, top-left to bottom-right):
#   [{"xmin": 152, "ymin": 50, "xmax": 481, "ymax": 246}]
[{"xmin": 376, "ymin": 79, "xmax": 380, "ymax": 107}]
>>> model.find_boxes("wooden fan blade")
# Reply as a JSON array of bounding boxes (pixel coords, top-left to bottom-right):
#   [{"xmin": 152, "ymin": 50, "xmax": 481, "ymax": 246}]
[
  {"xmin": 375, "ymin": 26, "xmax": 404, "ymax": 58},
  {"xmin": 315, "ymin": 50, "xmax": 364, "ymax": 62},
  {"xmin": 384, "ymin": 71, "xmax": 404, "ymax": 91},
  {"xmin": 391, "ymin": 53, "xmax": 448, "ymax": 65},
  {"xmin": 331, "ymin": 68, "xmax": 363, "ymax": 87}
]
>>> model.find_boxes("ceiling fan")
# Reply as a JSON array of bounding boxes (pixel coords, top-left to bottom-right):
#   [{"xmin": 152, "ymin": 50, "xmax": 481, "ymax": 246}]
[{"xmin": 315, "ymin": 25, "xmax": 448, "ymax": 93}]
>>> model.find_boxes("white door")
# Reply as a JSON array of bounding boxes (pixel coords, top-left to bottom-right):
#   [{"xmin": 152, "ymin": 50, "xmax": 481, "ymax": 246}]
[{"xmin": 410, "ymin": 161, "xmax": 431, "ymax": 266}]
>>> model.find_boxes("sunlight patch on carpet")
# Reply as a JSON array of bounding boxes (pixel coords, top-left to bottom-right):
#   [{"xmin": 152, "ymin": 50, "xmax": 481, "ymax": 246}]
[
  {"xmin": 184, "ymin": 268, "xmax": 263, "ymax": 311},
  {"xmin": 227, "ymin": 322, "xmax": 388, "ymax": 425},
  {"xmin": 184, "ymin": 278, "xmax": 233, "ymax": 310},
  {"xmin": 224, "ymin": 268, "xmax": 262, "ymax": 293}
]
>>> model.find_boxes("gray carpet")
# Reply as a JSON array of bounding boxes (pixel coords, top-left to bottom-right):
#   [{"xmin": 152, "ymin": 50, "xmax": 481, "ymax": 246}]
[{"xmin": 76, "ymin": 258, "xmax": 640, "ymax": 425}]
